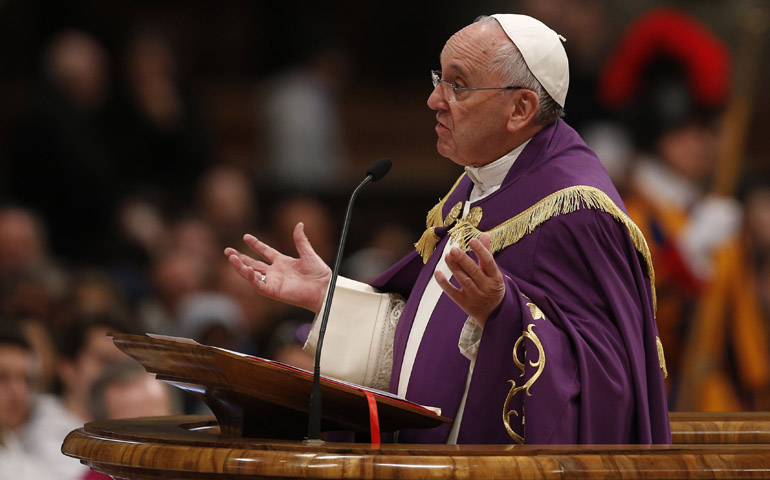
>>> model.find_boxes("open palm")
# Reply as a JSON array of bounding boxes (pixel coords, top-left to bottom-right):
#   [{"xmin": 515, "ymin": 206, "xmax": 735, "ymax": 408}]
[{"xmin": 224, "ymin": 222, "xmax": 332, "ymax": 313}]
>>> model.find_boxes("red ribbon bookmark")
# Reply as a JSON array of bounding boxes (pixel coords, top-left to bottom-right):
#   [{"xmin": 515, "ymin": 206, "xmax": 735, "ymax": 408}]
[{"xmin": 363, "ymin": 390, "xmax": 381, "ymax": 448}]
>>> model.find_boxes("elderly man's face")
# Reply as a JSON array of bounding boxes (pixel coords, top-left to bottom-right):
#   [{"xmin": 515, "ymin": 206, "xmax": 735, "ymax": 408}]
[{"xmin": 427, "ymin": 22, "xmax": 517, "ymax": 167}]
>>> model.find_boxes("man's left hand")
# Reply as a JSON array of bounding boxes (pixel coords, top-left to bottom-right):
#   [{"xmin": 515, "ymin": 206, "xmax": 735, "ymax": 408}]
[{"xmin": 435, "ymin": 234, "xmax": 505, "ymax": 328}]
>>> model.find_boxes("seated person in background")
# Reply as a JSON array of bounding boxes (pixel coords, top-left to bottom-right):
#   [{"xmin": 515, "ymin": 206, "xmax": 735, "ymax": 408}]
[
  {"xmin": 21, "ymin": 311, "xmax": 131, "ymax": 479},
  {"xmin": 82, "ymin": 362, "xmax": 181, "ymax": 480},
  {"xmin": 0, "ymin": 323, "xmax": 56, "ymax": 479},
  {"xmin": 88, "ymin": 361, "xmax": 180, "ymax": 421},
  {"xmin": 226, "ymin": 14, "xmax": 670, "ymax": 444}
]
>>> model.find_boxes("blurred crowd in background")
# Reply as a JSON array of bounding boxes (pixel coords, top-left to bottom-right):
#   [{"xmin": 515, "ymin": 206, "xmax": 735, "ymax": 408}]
[{"xmin": 1, "ymin": 0, "xmax": 770, "ymax": 477}]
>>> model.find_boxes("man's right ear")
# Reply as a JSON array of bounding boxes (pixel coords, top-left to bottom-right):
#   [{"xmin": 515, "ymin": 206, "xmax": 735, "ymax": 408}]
[{"xmin": 506, "ymin": 89, "xmax": 540, "ymax": 133}]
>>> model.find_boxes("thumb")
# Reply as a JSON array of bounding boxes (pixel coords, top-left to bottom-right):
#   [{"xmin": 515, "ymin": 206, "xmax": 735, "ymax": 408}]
[{"xmin": 293, "ymin": 222, "xmax": 320, "ymax": 258}]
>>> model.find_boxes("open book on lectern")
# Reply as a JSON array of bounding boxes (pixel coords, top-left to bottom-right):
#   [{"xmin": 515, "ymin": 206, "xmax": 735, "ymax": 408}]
[{"xmin": 110, "ymin": 332, "xmax": 451, "ymax": 440}]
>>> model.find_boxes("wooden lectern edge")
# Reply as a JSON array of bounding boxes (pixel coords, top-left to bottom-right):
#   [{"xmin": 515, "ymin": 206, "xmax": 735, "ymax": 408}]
[{"xmin": 61, "ymin": 415, "xmax": 770, "ymax": 480}]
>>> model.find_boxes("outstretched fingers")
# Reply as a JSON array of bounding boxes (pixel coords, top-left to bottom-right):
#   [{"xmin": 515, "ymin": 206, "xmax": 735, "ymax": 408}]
[
  {"xmin": 243, "ymin": 233, "xmax": 281, "ymax": 263},
  {"xmin": 224, "ymin": 247, "xmax": 269, "ymax": 272},
  {"xmin": 227, "ymin": 251, "xmax": 258, "ymax": 283}
]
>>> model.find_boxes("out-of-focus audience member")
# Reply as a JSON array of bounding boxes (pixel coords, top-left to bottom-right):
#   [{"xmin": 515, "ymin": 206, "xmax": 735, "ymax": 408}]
[
  {"xmin": 174, "ymin": 292, "xmax": 249, "ymax": 414},
  {"xmin": 0, "ymin": 206, "xmax": 49, "ymax": 277},
  {"xmin": 82, "ymin": 362, "xmax": 181, "ymax": 480},
  {"xmin": 598, "ymin": 8, "xmax": 741, "ymax": 406},
  {"xmin": 5, "ymin": 30, "xmax": 119, "ymax": 264},
  {"xmin": 17, "ymin": 317, "xmax": 57, "ymax": 393},
  {"xmin": 342, "ymin": 221, "xmax": 416, "ymax": 283},
  {"xmin": 111, "ymin": 195, "xmax": 169, "ymax": 262},
  {"xmin": 0, "ymin": 270, "xmax": 63, "ymax": 328},
  {"xmin": 65, "ymin": 269, "xmax": 131, "ymax": 318},
  {"xmin": 20, "ymin": 312, "xmax": 130, "ymax": 478},
  {"xmin": 113, "ymin": 28, "xmax": 211, "ymax": 218},
  {"xmin": 88, "ymin": 361, "xmax": 180, "ymax": 421},
  {"xmin": 0, "ymin": 206, "xmax": 68, "ymax": 323},
  {"xmin": 198, "ymin": 165, "xmax": 259, "ymax": 250},
  {"xmin": 0, "ymin": 207, "xmax": 66, "ymax": 390},
  {"xmin": 138, "ymin": 250, "xmax": 208, "ymax": 335},
  {"xmin": 269, "ymin": 195, "xmax": 335, "ymax": 264},
  {"xmin": 0, "ymin": 323, "xmax": 56, "ymax": 479},
  {"xmin": 104, "ymin": 195, "xmax": 169, "ymax": 309},
  {"xmin": 176, "ymin": 292, "xmax": 249, "ymax": 351},
  {"xmin": 167, "ymin": 216, "xmax": 220, "ymax": 279},
  {"xmin": 260, "ymin": 42, "xmax": 351, "ymax": 193},
  {"xmin": 213, "ymin": 259, "xmax": 274, "ymax": 355},
  {"xmin": 262, "ymin": 320, "xmax": 314, "ymax": 371}
]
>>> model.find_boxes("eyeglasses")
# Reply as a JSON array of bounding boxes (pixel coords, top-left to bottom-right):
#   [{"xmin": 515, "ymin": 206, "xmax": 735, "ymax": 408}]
[{"xmin": 431, "ymin": 70, "xmax": 525, "ymax": 102}]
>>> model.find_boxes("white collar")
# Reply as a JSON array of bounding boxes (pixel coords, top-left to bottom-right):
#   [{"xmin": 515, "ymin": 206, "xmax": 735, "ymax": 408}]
[
  {"xmin": 632, "ymin": 156, "xmax": 700, "ymax": 210},
  {"xmin": 464, "ymin": 140, "xmax": 530, "ymax": 198}
]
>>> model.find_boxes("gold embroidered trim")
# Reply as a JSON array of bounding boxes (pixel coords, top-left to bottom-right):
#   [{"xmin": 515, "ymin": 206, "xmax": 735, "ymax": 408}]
[
  {"xmin": 502, "ymin": 298, "xmax": 546, "ymax": 444},
  {"xmin": 425, "ymin": 174, "xmax": 466, "ymax": 229},
  {"xmin": 415, "ymin": 174, "xmax": 467, "ymax": 263},
  {"xmin": 445, "ymin": 185, "xmax": 657, "ymax": 311},
  {"xmin": 527, "ymin": 302, "xmax": 545, "ymax": 321},
  {"xmin": 444, "ymin": 202, "xmax": 463, "ymax": 227},
  {"xmin": 466, "ymin": 206, "xmax": 483, "ymax": 227},
  {"xmin": 656, "ymin": 336, "xmax": 668, "ymax": 379}
]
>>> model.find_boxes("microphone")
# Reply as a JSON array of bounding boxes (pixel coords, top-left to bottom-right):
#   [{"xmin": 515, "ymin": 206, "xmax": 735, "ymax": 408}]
[
  {"xmin": 307, "ymin": 157, "xmax": 392, "ymax": 441},
  {"xmin": 366, "ymin": 157, "xmax": 392, "ymax": 182}
]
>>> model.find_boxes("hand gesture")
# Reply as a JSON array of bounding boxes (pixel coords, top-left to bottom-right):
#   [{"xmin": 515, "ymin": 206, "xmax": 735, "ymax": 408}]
[
  {"xmin": 435, "ymin": 234, "xmax": 505, "ymax": 328},
  {"xmin": 224, "ymin": 222, "xmax": 332, "ymax": 313}
]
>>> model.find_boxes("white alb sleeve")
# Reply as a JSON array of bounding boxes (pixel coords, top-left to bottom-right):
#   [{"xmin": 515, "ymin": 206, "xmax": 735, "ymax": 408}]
[
  {"xmin": 303, "ymin": 276, "xmax": 404, "ymax": 390},
  {"xmin": 458, "ymin": 316, "xmax": 483, "ymax": 361}
]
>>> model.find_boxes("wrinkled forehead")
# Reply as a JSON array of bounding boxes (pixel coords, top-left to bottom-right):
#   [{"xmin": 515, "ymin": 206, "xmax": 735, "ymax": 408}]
[{"xmin": 439, "ymin": 22, "xmax": 511, "ymax": 79}]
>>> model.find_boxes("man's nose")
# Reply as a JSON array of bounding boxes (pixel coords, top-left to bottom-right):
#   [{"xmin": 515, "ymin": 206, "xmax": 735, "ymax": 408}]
[{"xmin": 427, "ymin": 84, "xmax": 447, "ymax": 110}]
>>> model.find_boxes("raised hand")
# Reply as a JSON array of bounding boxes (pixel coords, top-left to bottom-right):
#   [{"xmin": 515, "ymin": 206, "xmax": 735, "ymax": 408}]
[
  {"xmin": 224, "ymin": 222, "xmax": 332, "ymax": 313},
  {"xmin": 434, "ymin": 234, "xmax": 505, "ymax": 328}
]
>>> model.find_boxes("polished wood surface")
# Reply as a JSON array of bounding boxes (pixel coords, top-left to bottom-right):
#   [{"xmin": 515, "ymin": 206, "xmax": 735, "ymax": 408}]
[
  {"xmin": 110, "ymin": 333, "xmax": 449, "ymax": 438},
  {"xmin": 670, "ymin": 411, "xmax": 770, "ymax": 444},
  {"xmin": 63, "ymin": 414, "xmax": 770, "ymax": 480}
]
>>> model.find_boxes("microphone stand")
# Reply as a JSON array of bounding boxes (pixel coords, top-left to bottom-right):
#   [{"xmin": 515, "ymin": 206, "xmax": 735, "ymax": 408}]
[{"xmin": 306, "ymin": 173, "xmax": 375, "ymax": 442}]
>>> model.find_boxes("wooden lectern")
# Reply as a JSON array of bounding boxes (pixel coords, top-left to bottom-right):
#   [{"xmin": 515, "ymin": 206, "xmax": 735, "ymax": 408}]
[{"xmin": 63, "ymin": 334, "xmax": 770, "ymax": 479}]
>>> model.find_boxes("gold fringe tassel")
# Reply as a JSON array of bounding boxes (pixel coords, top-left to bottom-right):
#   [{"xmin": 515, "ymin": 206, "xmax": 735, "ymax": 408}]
[
  {"xmin": 415, "ymin": 174, "xmax": 467, "ymax": 262},
  {"xmin": 415, "ymin": 228, "xmax": 441, "ymax": 264}
]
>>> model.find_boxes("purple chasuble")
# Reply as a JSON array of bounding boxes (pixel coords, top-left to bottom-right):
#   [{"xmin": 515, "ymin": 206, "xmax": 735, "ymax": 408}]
[{"xmin": 370, "ymin": 120, "xmax": 671, "ymax": 444}]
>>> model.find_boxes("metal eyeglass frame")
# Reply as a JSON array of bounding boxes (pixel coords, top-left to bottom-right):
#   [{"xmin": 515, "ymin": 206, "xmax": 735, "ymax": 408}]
[{"xmin": 431, "ymin": 70, "xmax": 526, "ymax": 102}]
